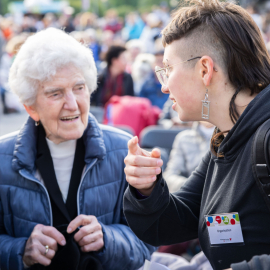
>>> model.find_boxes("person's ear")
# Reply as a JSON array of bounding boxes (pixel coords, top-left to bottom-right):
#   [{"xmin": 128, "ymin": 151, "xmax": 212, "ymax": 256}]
[
  {"xmin": 24, "ymin": 104, "xmax": 40, "ymax": 122},
  {"xmin": 199, "ymin": 56, "xmax": 214, "ymax": 87}
]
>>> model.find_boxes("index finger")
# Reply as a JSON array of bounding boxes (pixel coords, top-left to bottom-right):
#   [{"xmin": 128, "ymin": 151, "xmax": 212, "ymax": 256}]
[
  {"xmin": 42, "ymin": 226, "xmax": 66, "ymax": 246},
  {"xmin": 128, "ymin": 155, "xmax": 163, "ymax": 167},
  {"xmin": 67, "ymin": 215, "xmax": 94, "ymax": 234},
  {"xmin": 127, "ymin": 136, "xmax": 140, "ymax": 155}
]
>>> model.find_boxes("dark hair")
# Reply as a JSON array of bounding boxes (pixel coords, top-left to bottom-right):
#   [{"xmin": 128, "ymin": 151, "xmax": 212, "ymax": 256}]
[
  {"xmin": 105, "ymin": 45, "xmax": 126, "ymax": 67},
  {"xmin": 161, "ymin": 0, "xmax": 270, "ymax": 156}
]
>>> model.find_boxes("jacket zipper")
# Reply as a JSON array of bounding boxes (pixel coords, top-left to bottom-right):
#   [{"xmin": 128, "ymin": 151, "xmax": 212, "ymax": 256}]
[
  {"xmin": 77, "ymin": 158, "xmax": 98, "ymax": 216},
  {"xmin": 19, "ymin": 158, "xmax": 98, "ymax": 226},
  {"xmin": 19, "ymin": 169, "xmax": 53, "ymax": 226}
]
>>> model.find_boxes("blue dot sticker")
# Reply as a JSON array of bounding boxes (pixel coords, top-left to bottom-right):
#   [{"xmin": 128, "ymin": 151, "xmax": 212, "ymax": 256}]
[
  {"xmin": 222, "ymin": 217, "xmax": 224, "ymax": 220},
  {"xmin": 233, "ymin": 215, "xmax": 236, "ymax": 219},
  {"xmin": 208, "ymin": 217, "xmax": 213, "ymax": 223}
]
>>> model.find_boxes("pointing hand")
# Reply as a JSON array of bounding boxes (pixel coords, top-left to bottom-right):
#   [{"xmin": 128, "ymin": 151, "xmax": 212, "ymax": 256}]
[{"xmin": 124, "ymin": 136, "xmax": 163, "ymax": 196}]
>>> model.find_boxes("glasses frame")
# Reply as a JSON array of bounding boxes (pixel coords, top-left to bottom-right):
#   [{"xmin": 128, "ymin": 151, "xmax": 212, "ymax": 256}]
[{"xmin": 155, "ymin": 56, "xmax": 202, "ymax": 86}]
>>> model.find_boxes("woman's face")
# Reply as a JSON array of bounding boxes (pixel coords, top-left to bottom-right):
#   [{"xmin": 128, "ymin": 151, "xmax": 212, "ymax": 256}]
[
  {"xmin": 26, "ymin": 65, "xmax": 90, "ymax": 144},
  {"xmin": 161, "ymin": 41, "xmax": 206, "ymax": 122},
  {"xmin": 113, "ymin": 52, "xmax": 128, "ymax": 72}
]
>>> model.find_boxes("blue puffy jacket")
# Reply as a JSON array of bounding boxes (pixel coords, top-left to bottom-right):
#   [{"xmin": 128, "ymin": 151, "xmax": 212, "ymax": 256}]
[{"xmin": 0, "ymin": 114, "xmax": 155, "ymax": 270}]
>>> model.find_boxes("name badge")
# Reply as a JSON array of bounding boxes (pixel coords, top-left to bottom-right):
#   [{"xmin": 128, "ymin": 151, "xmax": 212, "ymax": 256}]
[{"xmin": 205, "ymin": 212, "xmax": 244, "ymax": 246}]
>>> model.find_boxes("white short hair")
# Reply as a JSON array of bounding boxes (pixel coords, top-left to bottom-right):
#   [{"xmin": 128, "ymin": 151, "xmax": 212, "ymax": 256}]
[{"xmin": 9, "ymin": 27, "xmax": 97, "ymax": 105}]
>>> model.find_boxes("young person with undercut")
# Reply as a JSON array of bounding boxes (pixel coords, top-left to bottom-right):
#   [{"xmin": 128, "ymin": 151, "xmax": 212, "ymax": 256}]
[{"xmin": 123, "ymin": 1, "xmax": 270, "ymax": 269}]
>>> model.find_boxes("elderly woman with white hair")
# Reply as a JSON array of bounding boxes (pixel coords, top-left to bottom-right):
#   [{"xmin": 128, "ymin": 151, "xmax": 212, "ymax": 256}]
[{"xmin": 0, "ymin": 28, "xmax": 155, "ymax": 270}]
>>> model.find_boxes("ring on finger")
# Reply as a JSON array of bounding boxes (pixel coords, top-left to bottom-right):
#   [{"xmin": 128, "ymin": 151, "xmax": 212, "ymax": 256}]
[{"xmin": 44, "ymin": 245, "xmax": 49, "ymax": 256}]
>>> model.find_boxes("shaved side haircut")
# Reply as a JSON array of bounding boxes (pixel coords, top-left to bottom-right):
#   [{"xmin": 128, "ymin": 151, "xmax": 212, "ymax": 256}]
[{"xmin": 172, "ymin": 25, "xmax": 227, "ymax": 72}]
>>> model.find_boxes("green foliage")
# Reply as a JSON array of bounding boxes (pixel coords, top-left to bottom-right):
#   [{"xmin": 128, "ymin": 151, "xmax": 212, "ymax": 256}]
[
  {"xmin": 137, "ymin": 0, "xmax": 170, "ymax": 9},
  {"xmin": 108, "ymin": 0, "xmax": 137, "ymax": 8},
  {"xmin": 114, "ymin": 5, "xmax": 135, "ymax": 18},
  {"xmin": 69, "ymin": 0, "xmax": 81, "ymax": 14},
  {"xmin": 0, "ymin": 0, "xmax": 12, "ymax": 15}
]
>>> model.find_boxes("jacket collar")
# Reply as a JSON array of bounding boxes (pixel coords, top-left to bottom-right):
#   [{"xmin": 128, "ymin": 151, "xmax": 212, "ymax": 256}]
[
  {"xmin": 12, "ymin": 113, "xmax": 106, "ymax": 173},
  {"xmin": 217, "ymin": 84, "xmax": 270, "ymax": 160}
]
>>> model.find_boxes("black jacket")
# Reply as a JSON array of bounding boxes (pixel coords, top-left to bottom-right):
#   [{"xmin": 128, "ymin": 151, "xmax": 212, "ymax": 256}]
[
  {"xmin": 91, "ymin": 68, "xmax": 134, "ymax": 107},
  {"xmin": 124, "ymin": 85, "xmax": 270, "ymax": 270}
]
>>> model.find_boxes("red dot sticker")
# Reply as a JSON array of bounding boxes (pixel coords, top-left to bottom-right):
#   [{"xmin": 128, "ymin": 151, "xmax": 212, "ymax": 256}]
[
  {"xmin": 215, "ymin": 216, "xmax": 221, "ymax": 224},
  {"xmin": 206, "ymin": 221, "xmax": 210, "ymax": 227},
  {"xmin": 230, "ymin": 219, "xmax": 235, "ymax": 225}
]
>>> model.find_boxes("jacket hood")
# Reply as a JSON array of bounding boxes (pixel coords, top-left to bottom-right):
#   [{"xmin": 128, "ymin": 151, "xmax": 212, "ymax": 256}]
[
  {"xmin": 12, "ymin": 113, "xmax": 106, "ymax": 172},
  {"xmin": 218, "ymin": 84, "xmax": 270, "ymax": 160}
]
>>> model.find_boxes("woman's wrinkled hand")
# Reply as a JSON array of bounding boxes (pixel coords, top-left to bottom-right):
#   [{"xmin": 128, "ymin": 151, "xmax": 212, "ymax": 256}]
[
  {"xmin": 23, "ymin": 224, "xmax": 66, "ymax": 267},
  {"xmin": 124, "ymin": 136, "xmax": 163, "ymax": 196},
  {"xmin": 67, "ymin": 215, "xmax": 104, "ymax": 253}
]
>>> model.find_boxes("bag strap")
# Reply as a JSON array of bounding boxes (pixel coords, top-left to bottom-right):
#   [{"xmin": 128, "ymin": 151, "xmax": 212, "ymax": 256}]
[{"xmin": 252, "ymin": 118, "xmax": 270, "ymax": 212}]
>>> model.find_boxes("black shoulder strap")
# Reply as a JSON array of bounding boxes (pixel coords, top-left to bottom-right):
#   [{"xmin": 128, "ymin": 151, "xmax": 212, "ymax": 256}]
[{"xmin": 252, "ymin": 118, "xmax": 270, "ymax": 212}]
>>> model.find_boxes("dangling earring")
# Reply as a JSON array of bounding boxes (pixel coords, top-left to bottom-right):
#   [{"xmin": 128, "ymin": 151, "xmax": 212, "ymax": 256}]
[
  {"xmin": 201, "ymin": 88, "xmax": 210, "ymax": 119},
  {"xmin": 35, "ymin": 121, "xmax": 40, "ymax": 126}
]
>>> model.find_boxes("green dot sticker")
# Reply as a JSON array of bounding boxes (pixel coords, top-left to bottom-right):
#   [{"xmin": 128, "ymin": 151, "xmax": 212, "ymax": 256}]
[
  {"xmin": 223, "ymin": 216, "xmax": 229, "ymax": 225},
  {"xmin": 235, "ymin": 214, "xmax": 240, "ymax": 222}
]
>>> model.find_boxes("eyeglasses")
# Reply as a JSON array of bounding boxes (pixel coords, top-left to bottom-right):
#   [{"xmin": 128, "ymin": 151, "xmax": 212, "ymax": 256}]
[{"xmin": 155, "ymin": 56, "xmax": 202, "ymax": 87}]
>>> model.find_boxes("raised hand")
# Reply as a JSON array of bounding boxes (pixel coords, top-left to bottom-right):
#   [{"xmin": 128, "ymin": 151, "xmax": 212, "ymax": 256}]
[{"xmin": 124, "ymin": 136, "xmax": 163, "ymax": 196}]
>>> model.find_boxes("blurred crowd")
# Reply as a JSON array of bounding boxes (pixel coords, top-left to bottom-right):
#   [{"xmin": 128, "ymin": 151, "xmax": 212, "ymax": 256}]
[
  {"xmin": 1, "ymin": 2, "xmax": 270, "ymax": 117},
  {"xmin": 0, "ymin": 3, "xmax": 172, "ymax": 115},
  {"xmin": 0, "ymin": 2, "xmax": 270, "ymax": 264}
]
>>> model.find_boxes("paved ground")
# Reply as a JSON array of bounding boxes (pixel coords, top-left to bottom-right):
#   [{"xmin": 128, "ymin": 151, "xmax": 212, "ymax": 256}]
[{"xmin": 0, "ymin": 103, "xmax": 28, "ymax": 136}]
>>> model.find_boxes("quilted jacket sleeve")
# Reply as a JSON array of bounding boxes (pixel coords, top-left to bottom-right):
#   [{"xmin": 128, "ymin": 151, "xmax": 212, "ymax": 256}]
[
  {"xmin": 0, "ymin": 198, "xmax": 28, "ymax": 270},
  {"xmin": 96, "ymin": 222, "xmax": 156, "ymax": 270},
  {"xmin": 94, "ymin": 174, "xmax": 156, "ymax": 270}
]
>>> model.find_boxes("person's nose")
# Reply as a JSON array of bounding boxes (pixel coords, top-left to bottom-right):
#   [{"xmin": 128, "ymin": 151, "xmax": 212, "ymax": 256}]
[
  {"xmin": 64, "ymin": 92, "xmax": 78, "ymax": 111},
  {"xmin": 161, "ymin": 84, "xmax": 170, "ymax": 94}
]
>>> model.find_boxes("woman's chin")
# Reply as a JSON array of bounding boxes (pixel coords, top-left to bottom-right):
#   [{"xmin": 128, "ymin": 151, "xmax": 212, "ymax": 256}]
[{"xmin": 52, "ymin": 131, "xmax": 84, "ymax": 144}]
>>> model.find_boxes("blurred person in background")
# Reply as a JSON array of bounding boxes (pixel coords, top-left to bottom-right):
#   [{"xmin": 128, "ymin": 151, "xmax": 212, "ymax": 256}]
[
  {"xmin": 99, "ymin": 30, "xmax": 114, "ymax": 61},
  {"xmin": 125, "ymin": 39, "xmax": 143, "ymax": 74},
  {"xmin": 0, "ymin": 22, "xmax": 5, "ymax": 61},
  {"xmin": 153, "ymin": 1, "xmax": 171, "ymax": 28},
  {"xmin": 164, "ymin": 122, "xmax": 214, "ymax": 193},
  {"xmin": 262, "ymin": 9, "xmax": 270, "ymax": 42},
  {"xmin": 0, "ymin": 27, "xmax": 155, "ymax": 270},
  {"xmin": 140, "ymin": 13, "xmax": 162, "ymax": 54},
  {"xmin": 79, "ymin": 12, "xmax": 98, "ymax": 30},
  {"xmin": 0, "ymin": 17, "xmax": 14, "ymax": 41},
  {"xmin": 266, "ymin": 42, "xmax": 270, "ymax": 55},
  {"xmin": 21, "ymin": 15, "xmax": 37, "ymax": 33},
  {"xmin": 40, "ymin": 13, "xmax": 58, "ymax": 30},
  {"xmin": 0, "ymin": 33, "xmax": 27, "ymax": 114},
  {"xmin": 246, "ymin": 4, "xmax": 263, "ymax": 32},
  {"xmin": 122, "ymin": 12, "xmax": 145, "ymax": 41},
  {"xmin": 104, "ymin": 9, "xmax": 122, "ymax": 35},
  {"xmin": 131, "ymin": 53, "xmax": 154, "ymax": 96},
  {"xmin": 85, "ymin": 28, "xmax": 101, "ymax": 67},
  {"xmin": 91, "ymin": 45, "xmax": 134, "ymax": 106},
  {"xmin": 59, "ymin": 15, "xmax": 75, "ymax": 33},
  {"xmin": 139, "ymin": 49, "xmax": 169, "ymax": 109},
  {"xmin": 69, "ymin": 31, "xmax": 85, "ymax": 43}
]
